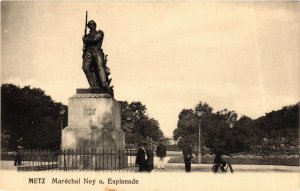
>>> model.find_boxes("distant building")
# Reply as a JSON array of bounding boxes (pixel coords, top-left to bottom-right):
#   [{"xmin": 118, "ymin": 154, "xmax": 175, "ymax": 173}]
[{"xmin": 165, "ymin": 137, "xmax": 177, "ymax": 145}]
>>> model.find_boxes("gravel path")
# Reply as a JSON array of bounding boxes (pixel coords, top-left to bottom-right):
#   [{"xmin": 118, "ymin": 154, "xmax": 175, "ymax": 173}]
[{"xmin": 1, "ymin": 159, "xmax": 299, "ymax": 173}]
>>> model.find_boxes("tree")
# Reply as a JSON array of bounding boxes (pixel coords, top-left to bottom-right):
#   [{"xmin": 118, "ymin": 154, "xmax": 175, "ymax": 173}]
[
  {"xmin": 251, "ymin": 103, "xmax": 299, "ymax": 154},
  {"xmin": 173, "ymin": 100, "xmax": 299, "ymax": 155},
  {"xmin": 173, "ymin": 101, "xmax": 249, "ymax": 154},
  {"xmin": 234, "ymin": 115, "xmax": 253, "ymax": 149},
  {"xmin": 119, "ymin": 101, "xmax": 164, "ymax": 145},
  {"xmin": 174, "ymin": 102, "xmax": 215, "ymax": 149},
  {"xmin": 204, "ymin": 109, "xmax": 239, "ymax": 154},
  {"xmin": 173, "ymin": 109, "xmax": 198, "ymax": 148},
  {"xmin": 1, "ymin": 84, "xmax": 67, "ymax": 151},
  {"xmin": 1, "ymin": 128, "xmax": 11, "ymax": 151}
]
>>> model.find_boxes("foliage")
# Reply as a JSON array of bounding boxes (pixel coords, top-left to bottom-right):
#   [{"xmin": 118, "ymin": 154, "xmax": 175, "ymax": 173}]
[
  {"xmin": 173, "ymin": 101, "xmax": 299, "ymax": 155},
  {"xmin": 119, "ymin": 101, "xmax": 164, "ymax": 145},
  {"xmin": 1, "ymin": 84, "xmax": 67, "ymax": 151},
  {"xmin": 173, "ymin": 109, "xmax": 198, "ymax": 146},
  {"xmin": 168, "ymin": 154, "xmax": 299, "ymax": 166},
  {"xmin": 1, "ymin": 83, "xmax": 163, "ymax": 151},
  {"xmin": 173, "ymin": 101, "xmax": 241, "ymax": 154}
]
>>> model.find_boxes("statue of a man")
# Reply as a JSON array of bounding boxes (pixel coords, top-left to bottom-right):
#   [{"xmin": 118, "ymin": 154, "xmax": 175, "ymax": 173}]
[{"xmin": 82, "ymin": 20, "xmax": 111, "ymax": 90}]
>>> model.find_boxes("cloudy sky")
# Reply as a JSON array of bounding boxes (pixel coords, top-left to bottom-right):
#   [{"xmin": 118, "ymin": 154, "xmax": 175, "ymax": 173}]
[{"xmin": 1, "ymin": 2, "xmax": 299, "ymax": 136}]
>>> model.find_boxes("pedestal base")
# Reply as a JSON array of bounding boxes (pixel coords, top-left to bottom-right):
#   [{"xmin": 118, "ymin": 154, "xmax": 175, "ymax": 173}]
[
  {"xmin": 60, "ymin": 92, "xmax": 125, "ymax": 169},
  {"xmin": 62, "ymin": 128, "xmax": 125, "ymax": 151}
]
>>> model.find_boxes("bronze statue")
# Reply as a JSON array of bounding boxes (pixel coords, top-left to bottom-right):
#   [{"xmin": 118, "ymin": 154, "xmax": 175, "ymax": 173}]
[{"xmin": 82, "ymin": 19, "xmax": 113, "ymax": 93}]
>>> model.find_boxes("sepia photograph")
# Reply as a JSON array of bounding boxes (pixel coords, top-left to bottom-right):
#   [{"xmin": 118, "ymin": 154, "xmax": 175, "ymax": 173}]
[{"xmin": 1, "ymin": 1, "xmax": 299, "ymax": 191}]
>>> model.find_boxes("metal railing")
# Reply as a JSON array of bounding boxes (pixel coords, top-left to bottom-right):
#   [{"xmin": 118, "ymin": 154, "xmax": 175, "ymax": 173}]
[{"xmin": 16, "ymin": 149, "xmax": 138, "ymax": 172}]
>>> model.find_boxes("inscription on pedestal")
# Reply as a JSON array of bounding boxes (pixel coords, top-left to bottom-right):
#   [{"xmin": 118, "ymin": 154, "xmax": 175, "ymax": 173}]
[{"xmin": 84, "ymin": 108, "xmax": 96, "ymax": 115}]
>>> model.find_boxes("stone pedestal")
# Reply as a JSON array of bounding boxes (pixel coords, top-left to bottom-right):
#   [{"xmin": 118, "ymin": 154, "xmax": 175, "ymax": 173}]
[{"xmin": 60, "ymin": 92, "xmax": 125, "ymax": 169}]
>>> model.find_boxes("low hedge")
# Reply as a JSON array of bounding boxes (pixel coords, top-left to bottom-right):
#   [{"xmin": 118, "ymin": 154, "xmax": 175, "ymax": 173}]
[{"xmin": 168, "ymin": 155, "xmax": 299, "ymax": 166}]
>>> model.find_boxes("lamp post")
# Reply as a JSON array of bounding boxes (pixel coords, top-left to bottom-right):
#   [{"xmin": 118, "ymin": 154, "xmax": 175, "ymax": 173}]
[{"xmin": 197, "ymin": 110, "xmax": 204, "ymax": 164}]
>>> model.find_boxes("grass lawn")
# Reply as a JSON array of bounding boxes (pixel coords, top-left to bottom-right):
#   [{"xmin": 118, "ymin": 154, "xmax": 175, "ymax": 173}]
[{"xmin": 168, "ymin": 155, "xmax": 299, "ymax": 166}]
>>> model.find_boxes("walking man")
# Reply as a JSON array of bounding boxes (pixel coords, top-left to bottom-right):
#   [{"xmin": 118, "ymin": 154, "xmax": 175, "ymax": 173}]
[
  {"xmin": 155, "ymin": 139, "xmax": 167, "ymax": 169},
  {"xmin": 14, "ymin": 138, "xmax": 23, "ymax": 166},
  {"xmin": 183, "ymin": 143, "xmax": 193, "ymax": 172}
]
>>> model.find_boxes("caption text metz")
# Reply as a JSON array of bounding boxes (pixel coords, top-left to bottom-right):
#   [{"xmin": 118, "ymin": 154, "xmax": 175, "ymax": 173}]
[{"xmin": 28, "ymin": 178, "xmax": 139, "ymax": 185}]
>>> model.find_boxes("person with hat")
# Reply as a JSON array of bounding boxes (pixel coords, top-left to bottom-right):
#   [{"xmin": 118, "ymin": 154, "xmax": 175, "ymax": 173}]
[
  {"xmin": 155, "ymin": 139, "xmax": 167, "ymax": 169},
  {"xmin": 135, "ymin": 141, "xmax": 151, "ymax": 172},
  {"xmin": 182, "ymin": 142, "xmax": 193, "ymax": 172},
  {"xmin": 14, "ymin": 137, "xmax": 23, "ymax": 166}
]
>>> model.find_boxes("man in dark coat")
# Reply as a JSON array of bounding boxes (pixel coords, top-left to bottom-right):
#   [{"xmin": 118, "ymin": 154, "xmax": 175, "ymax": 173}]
[
  {"xmin": 14, "ymin": 138, "xmax": 23, "ymax": 166},
  {"xmin": 135, "ymin": 142, "xmax": 150, "ymax": 172},
  {"xmin": 183, "ymin": 143, "xmax": 193, "ymax": 172},
  {"xmin": 147, "ymin": 145, "xmax": 155, "ymax": 171},
  {"xmin": 155, "ymin": 140, "xmax": 167, "ymax": 169}
]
